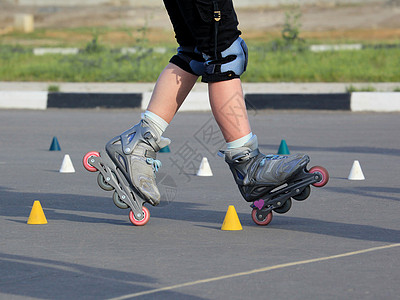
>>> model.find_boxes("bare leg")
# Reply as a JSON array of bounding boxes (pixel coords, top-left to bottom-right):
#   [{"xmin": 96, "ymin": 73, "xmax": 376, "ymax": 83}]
[
  {"xmin": 208, "ymin": 78, "xmax": 251, "ymax": 143},
  {"xmin": 147, "ymin": 63, "xmax": 199, "ymax": 123}
]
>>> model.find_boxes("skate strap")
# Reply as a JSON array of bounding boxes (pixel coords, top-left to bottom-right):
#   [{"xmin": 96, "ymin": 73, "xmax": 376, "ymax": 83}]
[
  {"xmin": 143, "ymin": 131, "xmax": 161, "ymax": 152},
  {"xmin": 230, "ymin": 148, "xmax": 260, "ymax": 163},
  {"xmin": 131, "ymin": 147, "xmax": 157, "ymax": 160},
  {"xmin": 129, "ymin": 145, "xmax": 160, "ymax": 173},
  {"xmin": 121, "ymin": 122, "xmax": 161, "ymax": 155}
]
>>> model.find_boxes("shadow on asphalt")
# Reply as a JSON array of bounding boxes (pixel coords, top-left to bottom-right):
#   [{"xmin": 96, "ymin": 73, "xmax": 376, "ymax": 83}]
[
  {"xmin": 0, "ymin": 252, "xmax": 206, "ymax": 300},
  {"xmin": 1, "ymin": 186, "xmax": 399, "ymax": 245},
  {"xmin": 324, "ymin": 186, "xmax": 400, "ymax": 202}
]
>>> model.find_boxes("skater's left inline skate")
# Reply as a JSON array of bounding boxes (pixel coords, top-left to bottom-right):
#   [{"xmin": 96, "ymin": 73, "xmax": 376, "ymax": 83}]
[
  {"xmin": 83, "ymin": 119, "xmax": 170, "ymax": 226},
  {"xmin": 224, "ymin": 135, "xmax": 329, "ymax": 226}
]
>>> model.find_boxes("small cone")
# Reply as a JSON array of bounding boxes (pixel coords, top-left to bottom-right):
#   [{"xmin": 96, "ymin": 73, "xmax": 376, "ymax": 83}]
[
  {"xmin": 59, "ymin": 154, "xmax": 75, "ymax": 173},
  {"xmin": 49, "ymin": 136, "xmax": 61, "ymax": 151},
  {"xmin": 221, "ymin": 205, "xmax": 242, "ymax": 231},
  {"xmin": 196, "ymin": 157, "xmax": 213, "ymax": 176},
  {"xmin": 27, "ymin": 201, "xmax": 48, "ymax": 225},
  {"xmin": 277, "ymin": 139, "xmax": 290, "ymax": 155},
  {"xmin": 348, "ymin": 160, "xmax": 365, "ymax": 180},
  {"xmin": 159, "ymin": 145, "xmax": 171, "ymax": 153}
]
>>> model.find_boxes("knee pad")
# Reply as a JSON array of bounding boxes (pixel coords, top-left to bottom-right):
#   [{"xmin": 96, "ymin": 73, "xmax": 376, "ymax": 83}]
[
  {"xmin": 202, "ymin": 37, "xmax": 248, "ymax": 82},
  {"xmin": 169, "ymin": 37, "xmax": 248, "ymax": 82},
  {"xmin": 169, "ymin": 46, "xmax": 206, "ymax": 76}
]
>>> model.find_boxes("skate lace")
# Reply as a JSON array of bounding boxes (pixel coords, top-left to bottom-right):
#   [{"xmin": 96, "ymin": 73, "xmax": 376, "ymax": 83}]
[{"xmin": 146, "ymin": 158, "xmax": 162, "ymax": 173}]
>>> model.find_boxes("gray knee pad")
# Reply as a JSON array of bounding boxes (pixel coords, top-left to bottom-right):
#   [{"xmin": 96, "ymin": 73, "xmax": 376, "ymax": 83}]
[
  {"xmin": 170, "ymin": 37, "xmax": 248, "ymax": 82},
  {"xmin": 202, "ymin": 37, "xmax": 248, "ymax": 82}
]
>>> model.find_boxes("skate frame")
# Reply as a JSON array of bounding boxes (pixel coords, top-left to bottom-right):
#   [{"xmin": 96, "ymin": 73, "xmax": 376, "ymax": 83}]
[
  {"xmin": 88, "ymin": 151, "xmax": 146, "ymax": 221},
  {"xmin": 251, "ymin": 169, "xmax": 322, "ymax": 220}
]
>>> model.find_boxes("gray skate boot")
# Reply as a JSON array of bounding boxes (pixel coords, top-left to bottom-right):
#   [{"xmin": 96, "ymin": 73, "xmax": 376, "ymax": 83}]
[
  {"xmin": 105, "ymin": 119, "xmax": 170, "ymax": 206},
  {"xmin": 224, "ymin": 135, "xmax": 310, "ymax": 202}
]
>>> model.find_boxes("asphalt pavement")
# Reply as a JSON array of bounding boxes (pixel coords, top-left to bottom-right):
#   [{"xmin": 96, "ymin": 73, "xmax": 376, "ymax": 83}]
[{"xmin": 0, "ymin": 108, "xmax": 399, "ymax": 300}]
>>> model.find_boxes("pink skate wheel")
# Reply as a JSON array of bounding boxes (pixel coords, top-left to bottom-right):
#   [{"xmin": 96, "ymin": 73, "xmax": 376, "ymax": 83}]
[
  {"xmin": 309, "ymin": 166, "xmax": 329, "ymax": 187},
  {"xmin": 83, "ymin": 151, "xmax": 100, "ymax": 172},
  {"xmin": 129, "ymin": 206, "xmax": 150, "ymax": 226},
  {"xmin": 251, "ymin": 209, "xmax": 273, "ymax": 226}
]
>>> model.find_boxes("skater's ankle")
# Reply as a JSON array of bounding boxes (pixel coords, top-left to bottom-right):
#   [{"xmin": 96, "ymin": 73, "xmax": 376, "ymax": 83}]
[{"xmin": 141, "ymin": 110, "xmax": 169, "ymax": 137}]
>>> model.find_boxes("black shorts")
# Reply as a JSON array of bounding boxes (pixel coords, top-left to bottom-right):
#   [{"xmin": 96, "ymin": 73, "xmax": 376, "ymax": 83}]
[{"xmin": 164, "ymin": 0, "xmax": 242, "ymax": 81}]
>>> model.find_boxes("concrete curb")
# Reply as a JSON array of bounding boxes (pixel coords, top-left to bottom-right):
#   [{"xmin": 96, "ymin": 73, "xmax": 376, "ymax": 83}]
[
  {"xmin": 351, "ymin": 92, "xmax": 400, "ymax": 112},
  {"xmin": 47, "ymin": 92, "xmax": 142, "ymax": 108},
  {"xmin": 245, "ymin": 93, "xmax": 351, "ymax": 110},
  {"xmin": 0, "ymin": 91, "xmax": 48, "ymax": 110},
  {"xmin": 0, "ymin": 91, "xmax": 399, "ymax": 112}
]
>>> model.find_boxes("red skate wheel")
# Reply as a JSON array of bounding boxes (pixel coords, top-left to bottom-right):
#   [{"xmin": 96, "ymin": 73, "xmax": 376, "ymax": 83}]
[
  {"xmin": 83, "ymin": 151, "xmax": 100, "ymax": 172},
  {"xmin": 129, "ymin": 206, "xmax": 150, "ymax": 226},
  {"xmin": 309, "ymin": 166, "xmax": 329, "ymax": 188},
  {"xmin": 251, "ymin": 209, "xmax": 273, "ymax": 226}
]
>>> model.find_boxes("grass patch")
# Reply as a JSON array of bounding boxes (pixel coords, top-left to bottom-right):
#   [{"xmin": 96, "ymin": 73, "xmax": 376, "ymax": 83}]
[
  {"xmin": 48, "ymin": 84, "xmax": 60, "ymax": 92},
  {"xmin": 0, "ymin": 44, "xmax": 173, "ymax": 82},
  {"xmin": 345, "ymin": 85, "xmax": 376, "ymax": 93},
  {"xmin": 1, "ymin": 43, "xmax": 399, "ymax": 82},
  {"xmin": 243, "ymin": 46, "xmax": 400, "ymax": 82}
]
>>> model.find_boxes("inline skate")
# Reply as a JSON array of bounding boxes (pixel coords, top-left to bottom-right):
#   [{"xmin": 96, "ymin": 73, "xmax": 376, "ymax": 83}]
[
  {"xmin": 224, "ymin": 135, "xmax": 329, "ymax": 226},
  {"xmin": 83, "ymin": 119, "xmax": 170, "ymax": 226}
]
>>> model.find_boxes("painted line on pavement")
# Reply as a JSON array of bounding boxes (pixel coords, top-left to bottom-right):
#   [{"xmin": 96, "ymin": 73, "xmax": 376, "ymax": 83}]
[{"xmin": 108, "ymin": 243, "xmax": 400, "ymax": 300}]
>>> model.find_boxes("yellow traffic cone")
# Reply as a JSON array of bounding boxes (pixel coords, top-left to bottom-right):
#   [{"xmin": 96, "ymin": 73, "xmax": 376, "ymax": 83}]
[
  {"xmin": 27, "ymin": 201, "xmax": 48, "ymax": 225},
  {"xmin": 221, "ymin": 205, "xmax": 242, "ymax": 231}
]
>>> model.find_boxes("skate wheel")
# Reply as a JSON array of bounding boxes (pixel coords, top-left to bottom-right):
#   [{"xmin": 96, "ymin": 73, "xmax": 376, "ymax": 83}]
[
  {"xmin": 273, "ymin": 198, "xmax": 292, "ymax": 214},
  {"xmin": 83, "ymin": 151, "xmax": 100, "ymax": 172},
  {"xmin": 113, "ymin": 191, "xmax": 129, "ymax": 209},
  {"xmin": 309, "ymin": 166, "xmax": 329, "ymax": 187},
  {"xmin": 129, "ymin": 206, "xmax": 150, "ymax": 226},
  {"xmin": 97, "ymin": 173, "xmax": 114, "ymax": 191},
  {"xmin": 251, "ymin": 209, "xmax": 273, "ymax": 226},
  {"xmin": 293, "ymin": 186, "xmax": 311, "ymax": 201}
]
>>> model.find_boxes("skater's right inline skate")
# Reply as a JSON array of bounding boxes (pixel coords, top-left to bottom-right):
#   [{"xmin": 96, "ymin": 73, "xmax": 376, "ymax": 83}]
[
  {"xmin": 224, "ymin": 135, "xmax": 329, "ymax": 226},
  {"xmin": 83, "ymin": 119, "xmax": 170, "ymax": 226}
]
